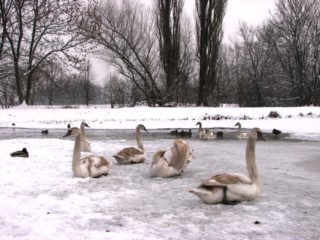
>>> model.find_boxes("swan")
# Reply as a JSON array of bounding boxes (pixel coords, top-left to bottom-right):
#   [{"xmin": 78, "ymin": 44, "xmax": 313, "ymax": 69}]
[
  {"xmin": 189, "ymin": 128, "xmax": 265, "ymax": 204},
  {"xmin": 113, "ymin": 124, "xmax": 148, "ymax": 164},
  {"xmin": 196, "ymin": 121, "xmax": 206, "ymax": 138},
  {"xmin": 10, "ymin": 148, "xmax": 29, "ymax": 158},
  {"xmin": 80, "ymin": 122, "xmax": 92, "ymax": 152},
  {"xmin": 150, "ymin": 139, "xmax": 193, "ymax": 178},
  {"xmin": 196, "ymin": 122, "xmax": 216, "ymax": 139},
  {"xmin": 235, "ymin": 122, "xmax": 249, "ymax": 139},
  {"xmin": 203, "ymin": 128, "xmax": 216, "ymax": 140},
  {"xmin": 63, "ymin": 127, "xmax": 111, "ymax": 178}
]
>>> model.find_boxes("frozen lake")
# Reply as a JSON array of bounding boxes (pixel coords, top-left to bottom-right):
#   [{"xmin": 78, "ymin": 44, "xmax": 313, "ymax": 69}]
[{"xmin": 0, "ymin": 127, "xmax": 319, "ymax": 240}]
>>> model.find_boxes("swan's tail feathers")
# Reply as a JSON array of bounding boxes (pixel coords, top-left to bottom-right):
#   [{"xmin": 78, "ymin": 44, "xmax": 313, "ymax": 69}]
[
  {"xmin": 113, "ymin": 154, "xmax": 124, "ymax": 162},
  {"xmin": 189, "ymin": 188, "xmax": 207, "ymax": 198}
]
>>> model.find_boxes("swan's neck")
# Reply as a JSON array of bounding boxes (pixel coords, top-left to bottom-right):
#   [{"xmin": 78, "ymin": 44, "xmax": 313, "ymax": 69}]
[
  {"xmin": 237, "ymin": 124, "xmax": 241, "ymax": 134},
  {"xmin": 246, "ymin": 137, "xmax": 261, "ymax": 187},
  {"xmin": 198, "ymin": 123, "xmax": 202, "ymax": 132},
  {"xmin": 72, "ymin": 134, "xmax": 82, "ymax": 175},
  {"xmin": 81, "ymin": 125, "xmax": 86, "ymax": 138},
  {"xmin": 136, "ymin": 128, "xmax": 144, "ymax": 150}
]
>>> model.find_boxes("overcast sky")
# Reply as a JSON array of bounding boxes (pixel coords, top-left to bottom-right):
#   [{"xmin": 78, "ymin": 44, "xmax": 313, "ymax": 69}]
[
  {"xmin": 91, "ymin": 0, "xmax": 278, "ymax": 84},
  {"xmin": 182, "ymin": 0, "xmax": 277, "ymax": 42}
]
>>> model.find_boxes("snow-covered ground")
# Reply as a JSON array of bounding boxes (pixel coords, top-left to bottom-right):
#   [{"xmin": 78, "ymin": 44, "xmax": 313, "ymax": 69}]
[{"xmin": 0, "ymin": 104, "xmax": 320, "ymax": 239}]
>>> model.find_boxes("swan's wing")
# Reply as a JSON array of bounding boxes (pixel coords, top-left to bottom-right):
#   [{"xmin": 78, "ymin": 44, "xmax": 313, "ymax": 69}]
[
  {"xmin": 200, "ymin": 173, "xmax": 252, "ymax": 187},
  {"xmin": 152, "ymin": 150, "xmax": 166, "ymax": 165},
  {"xmin": 114, "ymin": 147, "xmax": 144, "ymax": 159},
  {"xmin": 166, "ymin": 139, "xmax": 189, "ymax": 170},
  {"xmin": 87, "ymin": 156, "xmax": 111, "ymax": 177}
]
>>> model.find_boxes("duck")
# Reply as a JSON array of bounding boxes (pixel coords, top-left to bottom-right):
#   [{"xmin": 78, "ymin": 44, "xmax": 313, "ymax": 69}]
[
  {"xmin": 80, "ymin": 122, "xmax": 92, "ymax": 152},
  {"xmin": 189, "ymin": 128, "xmax": 265, "ymax": 204},
  {"xmin": 216, "ymin": 131, "xmax": 223, "ymax": 138},
  {"xmin": 41, "ymin": 129, "xmax": 48, "ymax": 135},
  {"xmin": 10, "ymin": 148, "xmax": 29, "ymax": 158},
  {"xmin": 179, "ymin": 129, "xmax": 192, "ymax": 138},
  {"xmin": 150, "ymin": 139, "xmax": 193, "ymax": 178},
  {"xmin": 170, "ymin": 129, "xmax": 178, "ymax": 135},
  {"xmin": 235, "ymin": 122, "xmax": 249, "ymax": 139},
  {"xmin": 177, "ymin": 129, "xmax": 192, "ymax": 138},
  {"xmin": 196, "ymin": 122, "xmax": 216, "ymax": 139},
  {"xmin": 272, "ymin": 128, "xmax": 281, "ymax": 137},
  {"xmin": 113, "ymin": 124, "xmax": 148, "ymax": 164},
  {"xmin": 63, "ymin": 127, "xmax": 111, "ymax": 178}
]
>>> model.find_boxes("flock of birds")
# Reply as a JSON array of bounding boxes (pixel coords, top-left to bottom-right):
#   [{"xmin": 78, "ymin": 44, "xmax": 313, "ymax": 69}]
[{"xmin": 9, "ymin": 121, "xmax": 282, "ymax": 204}]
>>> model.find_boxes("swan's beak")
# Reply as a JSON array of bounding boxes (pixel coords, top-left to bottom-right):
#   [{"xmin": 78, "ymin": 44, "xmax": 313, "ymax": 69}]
[
  {"xmin": 85, "ymin": 123, "xmax": 90, "ymax": 128},
  {"xmin": 63, "ymin": 129, "xmax": 72, "ymax": 138}
]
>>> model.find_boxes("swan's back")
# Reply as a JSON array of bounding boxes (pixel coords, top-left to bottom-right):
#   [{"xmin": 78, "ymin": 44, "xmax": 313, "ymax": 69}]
[{"xmin": 86, "ymin": 155, "xmax": 111, "ymax": 178}]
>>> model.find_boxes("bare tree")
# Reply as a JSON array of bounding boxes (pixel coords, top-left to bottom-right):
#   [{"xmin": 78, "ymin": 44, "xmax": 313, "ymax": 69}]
[
  {"xmin": 155, "ymin": 0, "xmax": 184, "ymax": 103},
  {"xmin": 195, "ymin": 0, "xmax": 227, "ymax": 106},
  {"xmin": 33, "ymin": 58, "xmax": 64, "ymax": 105},
  {"xmin": 78, "ymin": 0, "xmax": 195, "ymax": 106},
  {"xmin": 0, "ymin": 76, "xmax": 15, "ymax": 108},
  {"xmin": 78, "ymin": 0, "xmax": 163, "ymax": 105},
  {"xmin": 103, "ymin": 74, "xmax": 132, "ymax": 108},
  {"xmin": 82, "ymin": 60, "xmax": 92, "ymax": 106},
  {"xmin": 0, "ymin": 0, "xmax": 89, "ymax": 105},
  {"xmin": 270, "ymin": 0, "xmax": 320, "ymax": 106}
]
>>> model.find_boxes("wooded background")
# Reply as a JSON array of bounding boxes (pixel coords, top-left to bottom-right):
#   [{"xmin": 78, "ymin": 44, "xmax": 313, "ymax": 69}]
[{"xmin": 0, "ymin": 0, "xmax": 319, "ymax": 108}]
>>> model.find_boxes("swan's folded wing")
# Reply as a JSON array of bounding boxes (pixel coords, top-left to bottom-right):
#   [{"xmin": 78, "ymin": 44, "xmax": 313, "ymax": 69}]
[
  {"xmin": 152, "ymin": 150, "xmax": 166, "ymax": 165},
  {"xmin": 166, "ymin": 145, "xmax": 188, "ymax": 170},
  {"xmin": 200, "ymin": 173, "xmax": 252, "ymax": 187},
  {"xmin": 115, "ymin": 147, "xmax": 143, "ymax": 158}
]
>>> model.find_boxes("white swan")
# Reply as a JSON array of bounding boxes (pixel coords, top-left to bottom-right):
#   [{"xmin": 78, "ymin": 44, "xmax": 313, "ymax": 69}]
[
  {"xmin": 63, "ymin": 127, "xmax": 111, "ymax": 178},
  {"xmin": 113, "ymin": 124, "xmax": 148, "ymax": 164},
  {"xmin": 80, "ymin": 122, "xmax": 92, "ymax": 152},
  {"xmin": 196, "ymin": 122, "xmax": 216, "ymax": 140},
  {"xmin": 189, "ymin": 128, "xmax": 264, "ymax": 204},
  {"xmin": 150, "ymin": 139, "xmax": 193, "ymax": 178},
  {"xmin": 235, "ymin": 122, "xmax": 249, "ymax": 140}
]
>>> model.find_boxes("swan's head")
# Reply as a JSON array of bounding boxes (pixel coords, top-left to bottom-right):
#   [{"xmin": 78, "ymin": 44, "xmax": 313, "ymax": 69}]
[
  {"xmin": 235, "ymin": 122, "xmax": 241, "ymax": 127},
  {"xmin": 137, "ymin": 124, "xmax": 148, "ymax": 132},
  {"xmin": 63, "ymin": 127, "xmax": 81, "ymax": 138},
  {"xmin": 195, "ymin": 122, "xmax": 202, "ymax": 127},
  {"xmin": 251, "ymin": 128, "xmax": 265, "ymax": 141},
  {"xmin": 81, "ymin": 122, "xmax": 90, "ymax": 128}
]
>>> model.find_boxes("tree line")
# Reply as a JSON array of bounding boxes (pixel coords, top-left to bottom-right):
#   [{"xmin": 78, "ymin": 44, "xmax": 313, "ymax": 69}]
[{"xmin": 0, "ymin": 0, "xmax": 319, "ymax": 108}]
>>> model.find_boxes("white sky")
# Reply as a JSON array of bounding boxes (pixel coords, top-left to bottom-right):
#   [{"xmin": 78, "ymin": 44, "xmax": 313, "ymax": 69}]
[
  {"xmin": 183, "ymin": 0, "xmax": 277, "ymax": 42},
  {"xmin": 91, "ymin": 0, "xmax": 278, "ymax": 84}
]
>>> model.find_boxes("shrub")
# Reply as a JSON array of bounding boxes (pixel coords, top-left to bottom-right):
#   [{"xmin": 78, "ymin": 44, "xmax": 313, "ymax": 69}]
[{"xmin": 268, "ymin": 111, "xmax": 281, "ymax": 118}]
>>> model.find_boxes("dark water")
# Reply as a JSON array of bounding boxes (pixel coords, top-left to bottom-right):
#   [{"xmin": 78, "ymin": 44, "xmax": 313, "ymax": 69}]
[{"xmin": 0, "ymin": 127, "xmax": 308, "ymax": 142}]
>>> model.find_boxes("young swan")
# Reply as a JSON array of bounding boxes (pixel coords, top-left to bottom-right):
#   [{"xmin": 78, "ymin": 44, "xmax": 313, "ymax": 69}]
[
  {"xmin": 113, "ymin": 124, "xmax": 148, "ymax": 164},
  {"xmin": 80, "ymin": 122, "xmax": 92, "ymax": 152},
  {"xmin": 63, "ymin": 127, "xmax": 111, "ymax": 178},
  {"xmin": 189, "ymin": 128, "xmax": 264, "ymax": 204},
  {"xmin": 235, "ymin": 122, "xmax": 249, "ymax": 140},
  {"xmin": 150, "ymin": 139, "xmax": 194, "ymax": 178},
  {"xmin": 196, "ymin": 122, "xmax": 216, "ymax": 140}
]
